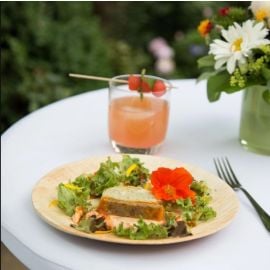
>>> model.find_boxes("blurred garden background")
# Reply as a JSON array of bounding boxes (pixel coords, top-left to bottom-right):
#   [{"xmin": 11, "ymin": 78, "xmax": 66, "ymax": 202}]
[{"xmin": 1, "ymin": 1, "xmax": 249, "ymax": 133}]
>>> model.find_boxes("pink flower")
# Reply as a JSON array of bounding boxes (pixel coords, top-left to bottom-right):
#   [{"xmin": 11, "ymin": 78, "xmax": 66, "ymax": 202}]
[
  {"xmin": 149, "ymin": 37, "xmax": 167, "ymax": 53},
  {"xmin": 149, "ymin": 37, "xmax": 175, "ymax": 74},
  {"xmin": 149, "ymin": 37, "xmax": 174, "ymax": 58},
  {"xmin": 155, "ymin": 58, "xmax": 175, "ymax": 74}
]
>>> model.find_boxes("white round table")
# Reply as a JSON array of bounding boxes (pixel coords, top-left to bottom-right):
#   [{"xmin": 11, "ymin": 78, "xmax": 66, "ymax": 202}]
[{"xmin": 2, "ymin": 79, "xmax": 270, "ymax": 270}]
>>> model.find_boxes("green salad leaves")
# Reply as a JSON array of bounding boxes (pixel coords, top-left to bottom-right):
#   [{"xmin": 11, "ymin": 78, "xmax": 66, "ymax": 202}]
[
  {"xmin": 114, "ymin": 219, "xmax": 168, "ymax": 240},
  {"xmin": 72, "ymin": 215, "xmax": 108, "ymax": 233},
  {"xmin": 57, "ymin": 155, "xmax": 149, "ymax": 215},
  {"xmin": 164, "ymin": 180, "xmax": 216, "ymax": 227},
  {"xmin": 114, "ymin": 214, "xmax": 191, "ymax": 240},
  {"xmin": 119, "ymin": 155, "xmax": 149, "ymax": 186},
  {"xmin": 89, "ymin": 158, "xmax": 120, "ymax": 197},
  {"xmin": 57, "ymin": 174, "xmax": 92, "ymax": 216},
  {"xmin": 89, "ymin": 155, "xmax": 149, "ymax": 196}
]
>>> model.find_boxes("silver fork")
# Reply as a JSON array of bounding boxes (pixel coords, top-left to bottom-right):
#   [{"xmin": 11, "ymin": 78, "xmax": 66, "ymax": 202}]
[{"xmin": 214, "ymin": 157, "xmax": 270, "ymax": 232}]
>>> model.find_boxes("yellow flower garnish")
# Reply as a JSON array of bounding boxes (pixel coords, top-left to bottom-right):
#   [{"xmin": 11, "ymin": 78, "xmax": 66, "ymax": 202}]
[
  {"xmin": 63, "ymin": 183, "xmax": 82, "ymax": 191},
  {"xmin": 126, "ymin": 164, "xmax": 138, "ymax": 177},
  {"xmin": 49, "ymin": 199, "xmax": 58, "ymax": 207}
]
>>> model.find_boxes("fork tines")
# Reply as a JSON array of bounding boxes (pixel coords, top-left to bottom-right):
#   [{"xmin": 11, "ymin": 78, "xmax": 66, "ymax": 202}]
[{"xmin": 213, "ymin": 157, "xmax": 240, "ymax": 187}]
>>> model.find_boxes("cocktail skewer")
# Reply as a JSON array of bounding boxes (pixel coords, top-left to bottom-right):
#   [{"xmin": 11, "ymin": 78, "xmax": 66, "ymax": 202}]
[
  {"xmin": 68, "ymin": 73, "xmax": 176, "ymax": 89},
  {"xmin": 69, "ymin": 73, "xmax": 127, "ymax": 83}
]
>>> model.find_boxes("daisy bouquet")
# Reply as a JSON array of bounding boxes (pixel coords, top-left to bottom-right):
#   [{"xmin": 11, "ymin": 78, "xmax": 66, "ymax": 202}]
[{"xmin": 197, "ymin": 2, "xmax": 270, "ymax": 103}]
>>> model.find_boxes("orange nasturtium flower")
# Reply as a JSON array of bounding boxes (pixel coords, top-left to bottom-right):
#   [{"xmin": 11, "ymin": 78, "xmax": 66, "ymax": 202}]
[
  {"xmin": 198, "ymin": 19, "xmax": 213, "ymax": 37},
  {"xmin": 151, "ymin": 167, "xmax": 195, "ymax": 201}
]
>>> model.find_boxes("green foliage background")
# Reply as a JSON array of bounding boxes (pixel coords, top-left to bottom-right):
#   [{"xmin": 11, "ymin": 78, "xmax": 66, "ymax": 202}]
[{"xmin": 1, "ymin": 1, "xmax": 249, "ymax": 133}]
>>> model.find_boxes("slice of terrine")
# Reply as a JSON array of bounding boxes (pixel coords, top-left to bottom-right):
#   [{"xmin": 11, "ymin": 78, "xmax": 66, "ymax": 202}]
[{"xmin": 97, "ymin": 186, "xmax": 165, "ymax": 221}]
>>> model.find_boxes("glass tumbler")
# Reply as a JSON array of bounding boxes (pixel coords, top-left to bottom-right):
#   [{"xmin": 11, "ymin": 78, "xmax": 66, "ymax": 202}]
[{"xmin": 108, "ymin": 74, "xmax": 171, "ymax": 154}]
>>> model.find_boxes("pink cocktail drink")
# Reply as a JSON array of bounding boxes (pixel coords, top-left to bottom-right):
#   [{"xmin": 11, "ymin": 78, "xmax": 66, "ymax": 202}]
[{"xmin": 108, "ymin": 74, "xmax": 171, "ymax": 154}]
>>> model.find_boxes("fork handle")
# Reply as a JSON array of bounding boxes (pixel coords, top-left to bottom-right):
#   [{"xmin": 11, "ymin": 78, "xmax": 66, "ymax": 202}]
[{"xmin": 240, "ymin": 187, "xmax": 270, "ymax": 232}]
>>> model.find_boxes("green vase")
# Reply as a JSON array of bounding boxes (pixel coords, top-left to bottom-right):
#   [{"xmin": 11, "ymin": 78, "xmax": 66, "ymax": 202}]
[{"xmin": 239, "ymin": 86, "xmax": 270, "ymax": 155}]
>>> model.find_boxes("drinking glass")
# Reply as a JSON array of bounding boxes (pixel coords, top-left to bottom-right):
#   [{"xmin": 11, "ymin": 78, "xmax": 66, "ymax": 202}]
[{"xmin": 108, "ymin": 74, "xmax": 171, "ymax": 154}]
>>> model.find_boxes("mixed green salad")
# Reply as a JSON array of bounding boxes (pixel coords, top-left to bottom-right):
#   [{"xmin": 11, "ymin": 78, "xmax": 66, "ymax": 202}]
[{"xmin": 56, "ymin": 155, "xmax": 216, "ymax": 240}]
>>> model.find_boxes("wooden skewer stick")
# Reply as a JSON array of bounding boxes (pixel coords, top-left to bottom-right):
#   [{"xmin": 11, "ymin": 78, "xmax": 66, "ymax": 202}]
[
  {"xmin": 69, "ymin": 73, "xmax": 127, "ymax": 83},
  {"xmin": 68, "ymin": 73, "xmax": 177, "ymax": 89}
]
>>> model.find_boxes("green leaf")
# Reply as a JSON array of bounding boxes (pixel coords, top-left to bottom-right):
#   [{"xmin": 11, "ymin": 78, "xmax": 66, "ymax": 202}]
[
  {"xmin": 114, "ymin": 219, "xmax": 168, "ymax": 240},
  {"xmin": 207, "ymin": 72, "xmax": 229, "ymax": 101},
  {"xmin": 57, "ymin": 179, "xmax": 92, "ymax": 216},
  {"xmin": 72, "ymin": 218, "xmax": 91, "ymax": 233},
  {"xmin": 196, "ymin": 70, "xmax": 218, "ymax": 83},
  {"xmin": 191, "ymin": 180, "xmax": 210, "ymax": 196},
  {"xmin": 87, "ymin": 155, "xmax": 149, "ymax": 197},
  {"xmin": 89, "ymin": 157, "xmax": 120, "ymax": 197},
  {"xmin": 72, "ymin": 216, "xmax": 108, "ymax": 233},
  {"xmin": 143, "ymin": 77, "xmax": 155, "ymax": 89},
  {"xmin": 119, "ymin": 155, "xmax": 149, "ymax": 186},
  {"xmin": 174, "ymin": 184, "xmax": 216, "ymax": 225},
  {"xmin": 262, "ymin": 67, "xmax": 270, "ymax": 81},
  {"xmin": 206, "ymin": 71, "xmax": 242, "ymax": 102},
  {"xmin": 263, "ymin": 89, "xmax": 270, "ymax": 105},
  {"xmin": 197, "ymin": 55, "xmax": 215, "ymax": 69},
  {"xmin": 57, "ymin": 184, "xmax": 78, "ymax": 216}
]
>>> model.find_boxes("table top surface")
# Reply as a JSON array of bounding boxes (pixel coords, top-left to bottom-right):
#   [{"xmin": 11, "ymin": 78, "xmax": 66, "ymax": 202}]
[{"xmin": 2, "ymin": 79, "xmax": 270, "ymax": 270}]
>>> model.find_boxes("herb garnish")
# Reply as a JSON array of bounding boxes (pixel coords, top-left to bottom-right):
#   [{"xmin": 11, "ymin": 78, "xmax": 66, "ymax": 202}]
[{"xmin": 114, "ymin": 219, "xmax": 168, "ymax": 240}]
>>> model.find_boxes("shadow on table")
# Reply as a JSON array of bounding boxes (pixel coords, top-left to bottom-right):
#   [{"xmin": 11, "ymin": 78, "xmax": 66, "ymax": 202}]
[{"xmin": 56, "ymin": 226, "xmax": 222, "ymax": 254}]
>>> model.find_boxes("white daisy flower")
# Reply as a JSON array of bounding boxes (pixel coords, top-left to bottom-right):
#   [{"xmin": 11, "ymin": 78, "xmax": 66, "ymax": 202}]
[
  {"xmin": 250, "ymin": 1, "xmax": 270, "ymax": 27},
  {"xmin": 209, "ymin": 20, "xmax": 270, "ymax": 74}
]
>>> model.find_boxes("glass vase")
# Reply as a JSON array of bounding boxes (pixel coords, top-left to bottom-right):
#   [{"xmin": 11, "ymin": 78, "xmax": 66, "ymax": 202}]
[{"xmin": 239, "ymin": 86, "xmax": 270, "ymax": 155}]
